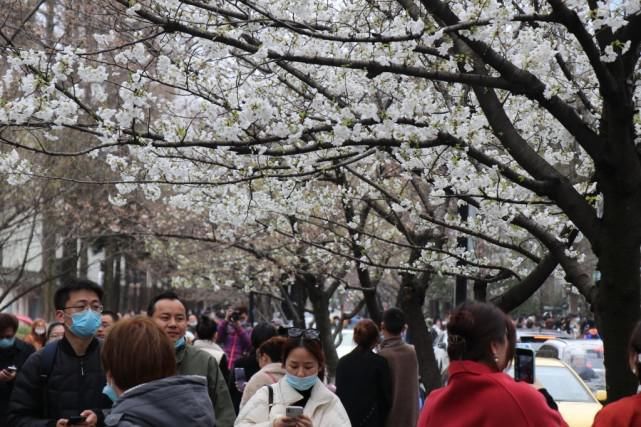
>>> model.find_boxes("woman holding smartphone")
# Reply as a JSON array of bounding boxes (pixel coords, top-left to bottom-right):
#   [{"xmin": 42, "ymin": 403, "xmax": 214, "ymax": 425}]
[
  {"xmin": 417, "ymin": 302, "xmax": 568, "ymax": 427},
  {"xmin": 235, "ymin": 328, "xmax": 351, "ymax": 427}
]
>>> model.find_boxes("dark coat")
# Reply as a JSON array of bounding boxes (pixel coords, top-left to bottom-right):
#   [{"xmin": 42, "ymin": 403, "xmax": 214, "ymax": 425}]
[
  {"xmin": 335, "ymin": 347, "xmax": 392, "ymax": 427},
  {"xmin": 228, "ymin": 352, "xmax": 260, "ymax": 413},
  {"xmin": 7, "ymin": 336, "xmax": 112, "ymax": 427},
  {"xmin": 0, "ymin": 338, "xmax": 35, "ymax": 424},
  {"xmin": 104, "ymin": 375, "xmax": 215, "ymax": 427}
]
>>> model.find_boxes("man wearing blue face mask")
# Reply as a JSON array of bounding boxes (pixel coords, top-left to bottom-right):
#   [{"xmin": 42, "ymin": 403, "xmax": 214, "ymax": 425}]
[
  {"xmin": 0, "ymin": 313, "xmax": 35, "ymax": 425},
  {"xmin": 8, "ymin": 279, "xmax": 112, "ymax": 427}
]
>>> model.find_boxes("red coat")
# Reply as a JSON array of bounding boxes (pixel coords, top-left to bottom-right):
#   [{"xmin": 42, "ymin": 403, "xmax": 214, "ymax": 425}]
[
  {"xmin": 592, "ymin": 392, "xmax": 641, "ymax": 427},
  {"xmin": 417, "ymin": 360, "xmax": 568, "ymax": 427}
]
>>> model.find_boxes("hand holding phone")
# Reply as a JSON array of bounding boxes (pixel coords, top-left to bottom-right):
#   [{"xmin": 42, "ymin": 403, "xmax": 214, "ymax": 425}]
[
  {"xmin": 67, "ymin": 415, "xmax": 87, "ymax": 425},
  {"xmin": 285, "ymin": 405, "xmax": 304, "ymax": 418},
  {"xmin": 514, "ymin": 348, "xmax": 535, "ymax": 384}
]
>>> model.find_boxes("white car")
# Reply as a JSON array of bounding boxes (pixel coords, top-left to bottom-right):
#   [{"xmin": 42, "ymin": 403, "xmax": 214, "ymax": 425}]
[{"xmin": 335, "ymin": 329, "xmax": 356, "ymax": 358}]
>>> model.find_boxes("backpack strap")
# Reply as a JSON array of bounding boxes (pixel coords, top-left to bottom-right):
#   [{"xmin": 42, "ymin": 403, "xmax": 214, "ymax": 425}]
[
  {"xmin": 265, "ymin": 384, "xmax": 274, "ymax": 418},
  {"xmin": 38, "ymin": 340, "xmax": 59, "ymax": 419}
]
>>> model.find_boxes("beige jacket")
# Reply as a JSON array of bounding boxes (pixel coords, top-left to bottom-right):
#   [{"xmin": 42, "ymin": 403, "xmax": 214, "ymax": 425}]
[
  {"xmin": 240, "ymin": 363, "xmax": 286, "ymax": 410},
  {"xmin": 235, "ymin": 377, "xmax": 351, "ymax": 427},
  {"xmin": 378, "ymin": 337, "xmax": 419, "ymax": 427}
]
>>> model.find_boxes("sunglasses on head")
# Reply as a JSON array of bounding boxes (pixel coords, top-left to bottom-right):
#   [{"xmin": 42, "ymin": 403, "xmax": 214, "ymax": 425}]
[{"xmin": 288, "ymin": 327, "xmax": 320, "ymax": 341}]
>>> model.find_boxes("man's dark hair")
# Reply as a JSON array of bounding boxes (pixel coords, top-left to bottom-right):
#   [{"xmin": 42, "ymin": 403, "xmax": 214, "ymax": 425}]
[
  {"xmin": 102, "ymin": 310, "xmax": 120, "ymax": 323},
  {"xmin": 382, "ymin": 308, "xmax": 405, "ymax": 335},
  {"xmin": 146, "ymin": 290, "xmax": 186, "ymax": 317},
  {"xmin": 0, "ymin": 313, "xmax": 19, "ymax": 334},
  {"xmin": 54, "ymin": 278, "xmax": 104, "ymax": 310},
  {"xmin": 196, "ymin": 315, "xmax": 217, "ymax": 340}
]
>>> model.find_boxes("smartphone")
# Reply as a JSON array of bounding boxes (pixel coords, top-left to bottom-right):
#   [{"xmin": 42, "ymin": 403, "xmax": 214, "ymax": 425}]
[
  {"xmin": 67, "ymin": 415, "xmax": 86, "ymax": 425},
  {"xmin": 6, "ymin": 365, "xmax": 17, "ymax": 373},
  {"xmin": 285, "ymin": 406, "xmax": 304, "ymax": 418},
  {"xmin": 234, "ymin": 367, "xmax": 246, "ymax": 392},
  {"xmin": 514, "ymin": 347, "xmax": 535, "ymax": 384}
]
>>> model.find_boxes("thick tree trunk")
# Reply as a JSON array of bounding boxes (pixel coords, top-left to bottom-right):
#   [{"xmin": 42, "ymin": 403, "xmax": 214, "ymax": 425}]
[
  {"xmin": 78, "ymin": 239, "xmax": 88, "ymax": 278},
  {"xmin": 308, "ymin": 289, "xmax": 338, "ymax": 381},
  {"xmin": 473, "ymin": 280, "xmax": 487, "ymax": 302},
  {"xmin": 102, "ymin": 240, "xmax": 114, "ymax": 310},
  {"xmin": 112, "ymin": 254, "xmax": 122, "ymax": 312},
  {"xmin": 41, "ymin": 211, "xmax": 56, "ymax": 320},
  {"xmin": 398, "ymin": 272, "xmax": 441, "ymax": 394},
  {"xmin": 60, "ymin": 237, "xmax": 77, "ymax": 283},
  {"xmin": 594, "ymin": 191, "xmax": 641, "ymax": 402}
]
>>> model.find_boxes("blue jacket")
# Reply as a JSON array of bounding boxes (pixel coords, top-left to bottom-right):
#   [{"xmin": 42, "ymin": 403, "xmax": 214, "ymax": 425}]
[{"xmin": 105, "ymin": 375, "xmax": 215, "ymax": 426}]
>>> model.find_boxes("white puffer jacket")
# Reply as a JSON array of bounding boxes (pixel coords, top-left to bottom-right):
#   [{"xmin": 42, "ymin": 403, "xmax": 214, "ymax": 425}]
[{"xmin": 234, "ymin": 377, "xmax": 352, "ymax": 427}]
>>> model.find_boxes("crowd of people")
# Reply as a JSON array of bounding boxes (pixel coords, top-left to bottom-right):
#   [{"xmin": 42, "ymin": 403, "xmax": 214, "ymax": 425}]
[{"xmin": 1, "ymin": 278, "xmax": 641, "ymax": 426}]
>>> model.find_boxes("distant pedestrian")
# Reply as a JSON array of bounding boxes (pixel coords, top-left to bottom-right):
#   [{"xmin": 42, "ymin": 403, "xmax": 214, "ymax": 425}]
[
  {"xmin": 46, "ymin": 322, "xmax": 65, "ymax": 343},
  {"xmin": 228, "ymin": 322, "xmax": 276, "ymax": 412},
  {"xmin": 592, "ymin": 320, "xmax": 641, "ymax": 427},
  {"xmin": 417, "ymin": 301, "xmax": 568, "ymax": 427},
  {"xmin": 217, "ymin": 307, "xmax": 252, "ymax": 369},
  {"xmin": 101, "ymin": 316, "xmax": 214, "ymax": 426},
  {"xmin": 194, "ymin": 314, "xmax": 230, "ymax": 382},
  {"xmin": 96, "ymin": 310, "xmax": 119, "ymax": 340},
  {"xmin": 0, "ymin": 313, "xmax": 35, "ymax": 425},
  {"xmin": 336, "ymin": 319, "xmax": 391, "ymax": 427},
  {"xmin": 378, "ymin": 308, "xmax": 419, "ymax": 427},
  {"xmin": 22, "ymin": 318, "xmax": 47, "ymax": 350},
  {"xmin": 239, "ymin": 336, "xmax": 287, "ymax": 409}
]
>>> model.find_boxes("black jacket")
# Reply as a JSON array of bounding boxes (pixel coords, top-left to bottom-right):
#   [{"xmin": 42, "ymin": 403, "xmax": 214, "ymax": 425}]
[
  {"xmin": 335, "ymin": 347, "xmax": 392, "ymax": 427},
  {"xmin": 228, "ymin": 352, "xmax": 260, "ymax": 413},
  {"xmin": 7, "ymin": 336, "xmax": 112, "ymax": 427},
  {"xmin": 0, "ymin": 338, "xmax": 35, "ymax": 424}
]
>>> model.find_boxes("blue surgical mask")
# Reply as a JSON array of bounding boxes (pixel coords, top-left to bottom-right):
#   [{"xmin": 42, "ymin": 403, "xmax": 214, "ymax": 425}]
[
  {"xmin": 175, "ymin": 336, "xmax": 186, "ymax": 350},
  {"xmin": 286, "ymin": 373, "xmax": 318, "ymax": 391},
  {"xmin": 102, "ymin": 383, "xmax": 118, "ymax": 402},
  {"xmin": 69, "ymin": 310, "xmax": 101, "ymax": 338},
  {"xmin": 0, "ymin": 337, "xmax": 15, "ymax": 349}
]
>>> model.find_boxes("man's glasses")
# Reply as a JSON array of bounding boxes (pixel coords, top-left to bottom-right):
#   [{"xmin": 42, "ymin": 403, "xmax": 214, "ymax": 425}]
[
  {"xmin": 288, "ymin": 328, "xmax": 320, "ymax": 341},
  {"xmin": 63, "ymin": 304, "xmax": 104, "ymax": 314}
]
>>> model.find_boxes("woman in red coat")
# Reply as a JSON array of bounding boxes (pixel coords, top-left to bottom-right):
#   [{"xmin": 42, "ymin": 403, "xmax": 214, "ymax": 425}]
[
  {"xmin": 592, "ymin": 321, "xmax": 641, "ymax": 427},
  {"xmin": 417, "ymin": 302, "xmax": 568, "ymax": 427}
]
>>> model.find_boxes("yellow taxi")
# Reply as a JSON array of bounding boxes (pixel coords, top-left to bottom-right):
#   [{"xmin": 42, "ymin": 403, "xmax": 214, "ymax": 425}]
[{"xmin": 525, "ymin": 357, "xmax": 602, "ymax": 427}]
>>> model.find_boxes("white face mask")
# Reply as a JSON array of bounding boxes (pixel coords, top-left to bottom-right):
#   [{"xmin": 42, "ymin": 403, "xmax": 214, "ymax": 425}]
[{"xmin": 35, "ymin": 328, "xmax": 46, "ymax": 335}]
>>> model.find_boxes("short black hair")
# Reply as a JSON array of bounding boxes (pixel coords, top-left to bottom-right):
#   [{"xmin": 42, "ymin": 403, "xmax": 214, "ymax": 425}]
[
  {"xmin": 251, "ymin": 322, "xmax": 277, "ymax": 349},
  {"xmin": 146, "ymin": 290, "xmax": 186, "ymax": 317},
  {"xmin": 54, "ymin": 278, "xmax": 103, "ymax": 310},
  {"xmin": 196, "ymin": 315, "xmax": 217, "ymax": 340},
  {"xmin": 102, "ymin": 310, "xmax": 120, "ymax": 323},
  {"xmin": 383, "ymin": 307, "xmax": 405, "ymax": 335},
  {"xmin": 0, "ymin": 313, "xmax": 18, "ymax": 334}
]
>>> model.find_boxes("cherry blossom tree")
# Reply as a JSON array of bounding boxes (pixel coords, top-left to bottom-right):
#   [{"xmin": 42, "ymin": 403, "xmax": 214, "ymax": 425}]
[{"xmin": 1, "ymin": 0, "xmax": 641, "ymax": 399}]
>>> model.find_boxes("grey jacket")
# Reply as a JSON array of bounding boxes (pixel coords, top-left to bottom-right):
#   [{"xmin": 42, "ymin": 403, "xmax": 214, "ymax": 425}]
[{"xmin": 104, "ymin": 375, "xmax": 215, "ymax": 427}]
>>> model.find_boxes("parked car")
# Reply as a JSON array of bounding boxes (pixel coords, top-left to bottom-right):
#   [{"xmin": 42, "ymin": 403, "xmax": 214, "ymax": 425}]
[
  {"xmin": 536, "ymin": 338, "xmax": 606, "ymax": 394},
  {"xmin": 507, "ymin": 357, "xmax": 602, "ymax": 427}
]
